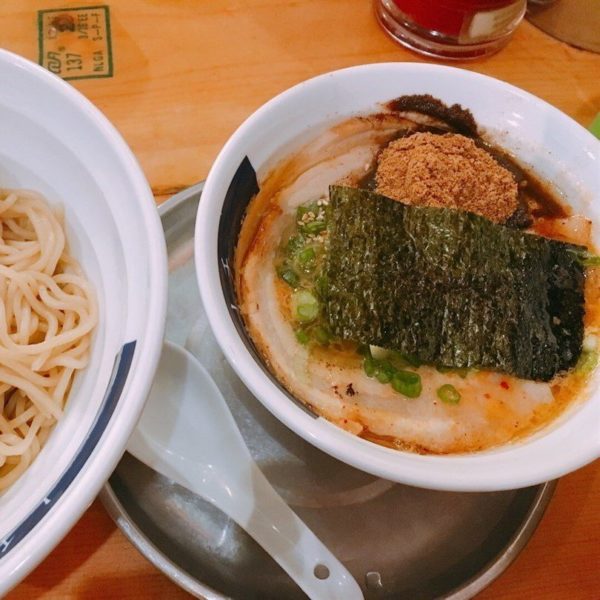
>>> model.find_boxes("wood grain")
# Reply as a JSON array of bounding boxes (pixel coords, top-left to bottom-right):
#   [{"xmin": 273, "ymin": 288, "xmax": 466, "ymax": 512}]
[{"xmin": 2, "ymin": 0, "xmax": 599, "ymax": 598}]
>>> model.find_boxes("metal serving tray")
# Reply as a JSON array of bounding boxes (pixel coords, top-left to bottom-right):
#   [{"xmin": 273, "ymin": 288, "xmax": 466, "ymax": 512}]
[{"xmin": 100, "ymin": 183, "xmax": 555, "ymax": 599}]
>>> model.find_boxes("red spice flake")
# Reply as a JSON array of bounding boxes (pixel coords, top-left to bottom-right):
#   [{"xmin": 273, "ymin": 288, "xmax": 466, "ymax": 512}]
[
  {"xmin": 484, "ymin": 393, "xmax": 491, "ymax": 399},
  {"xmin": 500, "ymin": 381, "xmax": 510, "ymax": 390},
  {"xmin": 345, "ymin": 383, "xmax": 356, "ymax": 397}
]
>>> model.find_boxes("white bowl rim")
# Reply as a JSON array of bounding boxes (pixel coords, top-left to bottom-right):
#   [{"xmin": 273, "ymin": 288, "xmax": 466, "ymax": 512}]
[
  {"xmin": 195, "ymin": 62, "xmax": 600, "ymax": 493},
  {"xmin": 0, "ymin": 49, "xmax": 168, "ymax": 593}
]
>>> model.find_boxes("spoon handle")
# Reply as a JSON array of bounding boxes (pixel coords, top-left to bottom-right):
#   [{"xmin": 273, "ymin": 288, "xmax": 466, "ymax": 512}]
[
  {"xmin": 196, "ymin": 461, "xmax": 364, "ymax": 600},
  {"xmin": 128, "ymin": 434, "xmax": 363, "ymax": 599}
]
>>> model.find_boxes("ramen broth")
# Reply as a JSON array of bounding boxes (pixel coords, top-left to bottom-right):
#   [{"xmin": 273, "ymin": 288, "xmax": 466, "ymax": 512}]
[{"xmin": 235, "ymin": 109, "xmax": 598, "ymax": 454}]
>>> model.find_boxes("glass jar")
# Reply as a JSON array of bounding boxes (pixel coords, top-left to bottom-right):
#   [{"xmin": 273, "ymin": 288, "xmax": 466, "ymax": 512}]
[{"xmin": 374, "ymin": 0, "xmax": 527, "ymax": 59}]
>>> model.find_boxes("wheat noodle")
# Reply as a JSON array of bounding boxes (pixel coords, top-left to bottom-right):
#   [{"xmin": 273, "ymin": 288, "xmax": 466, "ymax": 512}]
[{"xmin": 0, "ymin": 189, "xmax": 97, "ymax": 492}]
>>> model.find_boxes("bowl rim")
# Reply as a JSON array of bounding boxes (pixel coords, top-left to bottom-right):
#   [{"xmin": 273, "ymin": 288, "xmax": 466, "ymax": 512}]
[
  {"xmin": 0, "ymin": 48, "xmax": 168, "ymax": 594},
  {"xmin": 195, "ymin": 62, "xmax": 600, "ymax": 493}
]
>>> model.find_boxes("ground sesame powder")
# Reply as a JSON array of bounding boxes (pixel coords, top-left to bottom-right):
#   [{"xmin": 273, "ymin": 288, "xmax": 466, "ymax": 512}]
[{"xmin": 375, "ymin": 132, "xmax": 518, "ymax": 223}]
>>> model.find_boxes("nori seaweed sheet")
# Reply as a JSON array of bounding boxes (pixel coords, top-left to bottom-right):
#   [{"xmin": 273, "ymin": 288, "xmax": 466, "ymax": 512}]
[{"xmin": 325, "ymin": 186, "xmax": 585, "ymax": 381}]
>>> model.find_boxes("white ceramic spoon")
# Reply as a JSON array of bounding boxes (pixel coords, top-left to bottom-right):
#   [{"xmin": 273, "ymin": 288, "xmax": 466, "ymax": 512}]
[{"xmin": 127, "ymin": 341, "xmax": 363, "ymax": 600}]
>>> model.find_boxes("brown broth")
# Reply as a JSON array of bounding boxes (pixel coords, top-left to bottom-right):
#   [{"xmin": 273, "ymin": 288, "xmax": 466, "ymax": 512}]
[
  {"xmin": 384, "ymin": 94, "xmax": 572, "ymax": 226},
  {"xmin": 478, "ymin": 138, "xmax": 569, "ymax": 222},
  {"xmin": 236, "ymin": 104, "xmax": 598, "ymax": 455}
]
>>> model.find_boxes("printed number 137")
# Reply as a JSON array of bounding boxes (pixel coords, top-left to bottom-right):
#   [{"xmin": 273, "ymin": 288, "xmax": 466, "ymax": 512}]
[{"xmin": 66, "ymin": 53, "xmax": 82, "ymax": 71}]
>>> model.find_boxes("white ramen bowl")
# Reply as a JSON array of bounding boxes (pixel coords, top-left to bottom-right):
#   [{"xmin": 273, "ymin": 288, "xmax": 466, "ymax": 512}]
[
  {"xmin": 0, "ymin": 50, "xmax": 167, "ymax": 593},
  {"xmin": 196, "ymin": 63, "xmax": 600, "ymax": 493}
]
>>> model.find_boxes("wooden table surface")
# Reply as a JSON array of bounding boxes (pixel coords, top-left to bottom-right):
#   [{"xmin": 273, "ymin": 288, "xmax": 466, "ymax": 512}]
[{"xmin": 3, "ymin": 1, "xmax": 599, "ymax": 598}]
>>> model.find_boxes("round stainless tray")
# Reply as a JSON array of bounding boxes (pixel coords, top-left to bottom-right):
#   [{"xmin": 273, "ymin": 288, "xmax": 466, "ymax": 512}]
[{"xmin": 101, "ymin": 183, "xmax": 556, "ymax": 599}]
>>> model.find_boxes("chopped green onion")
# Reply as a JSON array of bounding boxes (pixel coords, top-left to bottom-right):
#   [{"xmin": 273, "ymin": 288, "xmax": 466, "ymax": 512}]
[
  {"xmin": 297, "ymin": 303, "xmax": 319, "ymax": 321},
  {"xmin": 297, "ymin": 203, "xmax": 319, "ymax": 221},
  {"xmin": 575, "ymin": 350, "xmax": 598, "ymax": 376},
  {"xmin": 590, "ymin": 112, "xmax": 600, "ymax": 140},
  {"xmin": 371, "ymin": 359, "xmax": 396, "ymax": 383},
  {"xmin": 286, "ymin": 235, "xmax": 304, "ymax": 256},
  {"xmin": 295, "ymin": 329, "xmax": 310, "ymax": 344},
  {"xmin": 298, "ymin": 247, "xmax": 316, "ymax": 265},
  {"xmin": 379, "ymin": 360, "xmax": 397, "ymax": 376},
  {"xmin": 583, "ymin": 334, "xmax": 598, "ymax": 352},
  {"xmin": 573, "ymin": 249, "xmax": 600, "ymax": 268},
  {"xmin": 583, "ymin": 254, "xmax": 600, "ymax": 267},
  {"xmin": 294, "ymin": 289, "xmax": 317, "ymax": 304},
  {"xmin": 314, "ymin": 275, "xmax": 328, "ymax": 300},
  {"xmin": 402, "ymin": 354, "xmax": 422, "ymax": 368},
  {"xmin": 376, "ymin": 369, "xmax": 392, "ymax": 384},
  {"xmin": 363, "ymin": 356, "xmax": 376, "ymax": 377},
  {"xmin": 436, "ymin": 365, "xmax": 469, "ymax": 378},
  {"xmin": 277, "ymin": 265, "xmax": 299, "ymax": 288},
  {"xmin": 391, "ymin": 370, "xmax": 422, "ymax": 398},
  {"xmin": 301, "ymin": 221, "xmax": 327, "ymax": 236},
  {"xmin": 299, "ymin": 247, "xmax": 316, "ymax": 262},
  {"xmin": 437, "ymin": 384, "xmax": 461, "ymax": 404},
  {"xmin": 293, "ymin": 289, "xmax": 319, "ymax": 322},
  {"xmin": 312, "ymin": 325, "xmax": 331, "ymax": 345}
]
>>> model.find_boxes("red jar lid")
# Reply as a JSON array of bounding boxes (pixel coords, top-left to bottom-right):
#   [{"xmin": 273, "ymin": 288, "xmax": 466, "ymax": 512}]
[{"xmin": 393, "ymin": 0, "xmax": 521, "ymax": 37}]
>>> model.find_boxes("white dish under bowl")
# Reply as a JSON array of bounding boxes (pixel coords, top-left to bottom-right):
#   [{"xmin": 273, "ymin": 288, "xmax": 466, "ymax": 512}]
[
  {"xmin": 195, "ymin": 63, "xmax": 600, "ymax": 493},
  {"xmin": 0, "ymin": 50, "xmax": 167, "ymax": 594}
]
